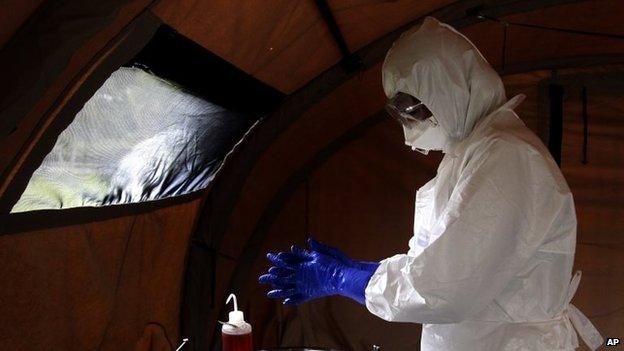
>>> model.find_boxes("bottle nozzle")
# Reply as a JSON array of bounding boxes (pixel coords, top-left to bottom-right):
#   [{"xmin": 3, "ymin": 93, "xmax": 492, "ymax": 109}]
[{"xmin": 226, "ymin": 293, "xmax": 238, "ymax": 311}]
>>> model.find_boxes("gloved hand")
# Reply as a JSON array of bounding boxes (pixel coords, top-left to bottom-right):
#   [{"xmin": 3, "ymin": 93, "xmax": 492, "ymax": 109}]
[
  {"xmin": 307, "ymin": 238, "xmax": 380, "ymax": 272},
  {"xmin": 258, "ymin": 238, "xmax": 380, "ymax": 305}
]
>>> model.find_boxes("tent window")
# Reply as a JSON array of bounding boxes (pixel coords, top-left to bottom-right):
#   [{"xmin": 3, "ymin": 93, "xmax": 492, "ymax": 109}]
[
  {"xmin": 12, "ymin": 67, "xmax": 248, "ymax": 212},
  {"xmin": 11, "ymin": 26, "xmax": 283, "ymax": 213}
]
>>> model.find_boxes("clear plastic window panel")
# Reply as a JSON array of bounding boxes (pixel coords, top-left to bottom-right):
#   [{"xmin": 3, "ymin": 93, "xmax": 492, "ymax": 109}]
[{"xmin": 12, "ymin": 67, "xmax": 249, "ymax": 212}]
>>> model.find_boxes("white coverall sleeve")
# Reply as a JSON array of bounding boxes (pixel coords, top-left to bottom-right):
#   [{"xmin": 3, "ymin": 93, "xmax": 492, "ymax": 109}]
[{"xmin": 365, "ymin": 139, "xmax": 564, "ymax": 324}]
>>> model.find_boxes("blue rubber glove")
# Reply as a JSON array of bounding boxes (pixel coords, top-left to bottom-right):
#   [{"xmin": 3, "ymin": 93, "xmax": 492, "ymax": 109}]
[
  {"xmin": 307, "ymin": 238, "xmax": 380, "ymax": 273},
  {"xmin": 258, "ymin": 238, "xmax": 380, "ymax": 305}
]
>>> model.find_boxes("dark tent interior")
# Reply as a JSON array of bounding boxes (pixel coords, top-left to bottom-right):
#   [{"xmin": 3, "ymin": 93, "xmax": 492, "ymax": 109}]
[{"xmin": 0, "ymin": 1, "xmax": 623, "ymax": 350}]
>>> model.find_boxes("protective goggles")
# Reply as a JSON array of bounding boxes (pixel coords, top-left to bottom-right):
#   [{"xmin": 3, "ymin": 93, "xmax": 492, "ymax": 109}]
[{"xmin": 385, "ymin": 92, "xmax": 433, "ymax": 123}]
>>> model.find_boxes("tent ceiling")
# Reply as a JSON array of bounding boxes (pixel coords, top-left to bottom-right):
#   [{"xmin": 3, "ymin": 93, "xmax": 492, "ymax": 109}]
[
  {"xmin": 153, "ymin": 0, "xmax": 624, "ymax": 93},
  {"xmin": 152, "ymin": 0, "xmax": 469, "ymax": 92},
  {"xmin": 485, "ymin": 1, "xmax": 624, "ymax": 69},
  {"xmin": 0, "ymin": 0, "xmax": 43, "ymax": 49},
  {"xmin": 327, "ymin": 0, "xmax": 456, "ymax": 53},
  {"xmin": 153, "ymin": 0, "xmax": 343, "ymax": 94}
]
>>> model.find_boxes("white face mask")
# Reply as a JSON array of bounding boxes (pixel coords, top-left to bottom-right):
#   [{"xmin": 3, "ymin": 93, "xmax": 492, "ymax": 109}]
[{"xmin": 401, "ymin": 117, "xmax": 450, "ymax": 154}]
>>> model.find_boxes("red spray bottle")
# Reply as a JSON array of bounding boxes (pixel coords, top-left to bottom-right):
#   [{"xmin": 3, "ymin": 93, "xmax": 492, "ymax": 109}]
[{"xmin": 221, "ymin": 293, "xmax": 252, "ymax": 351}]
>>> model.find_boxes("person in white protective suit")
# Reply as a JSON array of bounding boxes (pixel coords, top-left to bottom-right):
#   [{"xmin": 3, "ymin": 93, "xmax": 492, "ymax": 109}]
[{"xmin": 259, "ymin": 17, "xmax": 603, "ymax": 351}]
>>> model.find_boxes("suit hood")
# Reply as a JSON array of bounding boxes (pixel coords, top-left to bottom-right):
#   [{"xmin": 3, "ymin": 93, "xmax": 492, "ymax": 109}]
[{"xmin": 382, "ymin": 17, "xmax": 507, "ymax": 142}]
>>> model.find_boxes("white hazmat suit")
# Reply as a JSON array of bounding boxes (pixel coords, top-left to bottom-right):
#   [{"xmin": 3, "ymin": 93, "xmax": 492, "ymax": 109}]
[{"xmin": 364, "ymin": 17, "xmax": 603, "ymax": 350}]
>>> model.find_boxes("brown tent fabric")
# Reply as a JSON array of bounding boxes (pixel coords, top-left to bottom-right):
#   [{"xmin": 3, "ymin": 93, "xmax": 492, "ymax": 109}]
[
  {"xmin": 328, "ymin": 0, "xmax": 457, "ymax": 53},
  {"xmin": 134, "ymin": 324, "xmax": 174, "ymax": 351},
  {"xmin": 0, "ymin": 199, "xmax": 201, "ymax": 350},
  {"xmin": 2, "ymin": 1, "xmax": 624, "ymax": 351},
  {"xmin": 0, "ymin": 0, "xmax": 44, "ymax": 49},
  {"xmin": 153, "ymin": 0, "xmax": 342, "ymax": 94},
  {"xmin": 154, "ymin": 0, "xmax": 624, "ymax": 93}
]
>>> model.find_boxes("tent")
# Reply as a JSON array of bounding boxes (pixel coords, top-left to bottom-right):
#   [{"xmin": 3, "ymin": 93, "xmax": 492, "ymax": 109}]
[{"xmin": 1, "ymin": 1, "xmax": 623, "ymax": 350}]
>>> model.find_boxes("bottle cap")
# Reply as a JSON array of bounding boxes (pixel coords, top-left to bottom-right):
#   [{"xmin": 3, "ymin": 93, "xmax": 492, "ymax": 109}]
[
  {"xmin": 226, "ymin": 293, "xmax": 245, "ymax": 325},
  {"xmin": 228, "ymin": 310, "xmax": 244, "ymax": 324}
]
